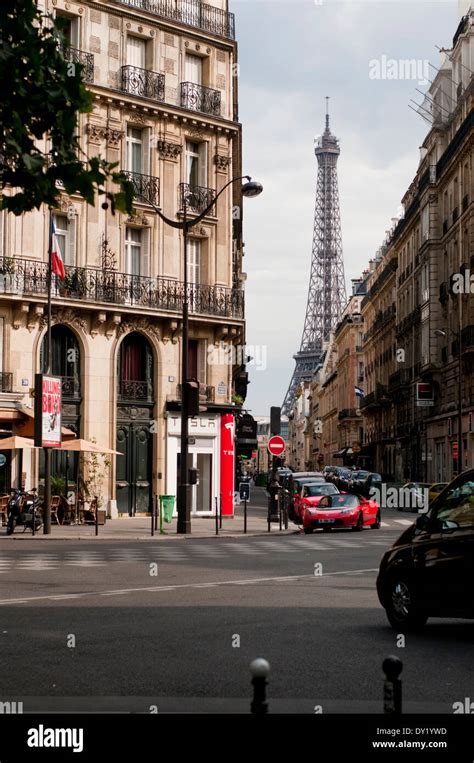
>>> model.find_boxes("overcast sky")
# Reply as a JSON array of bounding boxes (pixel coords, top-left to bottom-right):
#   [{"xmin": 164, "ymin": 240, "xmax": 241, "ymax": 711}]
[{"xmin": 232, "ymin": 0, "xmax": 459, "ymax": 416}]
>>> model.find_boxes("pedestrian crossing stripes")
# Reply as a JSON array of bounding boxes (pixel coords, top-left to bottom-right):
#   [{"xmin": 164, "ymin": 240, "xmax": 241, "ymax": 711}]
[{"xmin": 0, "ymin": 531, "xmax": 403, "ymax": 571}]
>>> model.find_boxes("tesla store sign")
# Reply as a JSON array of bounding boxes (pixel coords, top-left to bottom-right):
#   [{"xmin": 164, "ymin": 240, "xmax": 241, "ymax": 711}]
[{"xmin": 34, "ymin": 374, "xmax": 62, "ymax": 447}]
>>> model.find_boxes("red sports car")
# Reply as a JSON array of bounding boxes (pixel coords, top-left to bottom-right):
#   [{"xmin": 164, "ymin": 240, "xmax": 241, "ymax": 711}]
[
  {"xmin": 302, "ymin": 493, "xmax": 381, "ymax": 534},
  {"xmin": 296, "ymin": 483, "xmax": 340, "ymax": 522}
]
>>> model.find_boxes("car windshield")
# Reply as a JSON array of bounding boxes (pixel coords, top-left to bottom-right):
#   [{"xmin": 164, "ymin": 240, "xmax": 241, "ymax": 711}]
[
  {"xmin": 434, "ymin": 478, "xmax": 474, "ymax": 529},
  {"xmin": 321, "ymin": 494, "xmax": 359, "ymax": 509},
  {"xmin": 306, "ymin": 484, "xmax": 337, "ymax": 496},
  {"xmin": 352, "ymin": 471, "xmax": 369, "ymax": 479}
]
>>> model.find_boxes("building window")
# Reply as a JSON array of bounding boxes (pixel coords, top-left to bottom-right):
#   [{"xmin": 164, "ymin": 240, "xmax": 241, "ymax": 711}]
[
  {"xmin": 188, "ymin": 339, "xmax": 206, "ymax": 383},
  {"xmin": 126, "ymin": 35, "xmax": 146, "ymax": 69},
  {"xmin": 185, "ymin": 53, "xmax": 203, "ymax": 85},
  {"xmin": 186, "ymin": 140, "xmax": 207, "ymax": 187},
  {"xmin": 125, "ymin": 227, "xmax": 146, "ymax": 277},
  {"xmin": 56, "ymin": 13, "xmax": 80, "ymax": 47},
  {"xmin": 53, "ymin": 214, "xmax": 75, "ymax": 266},
  {"xmin": 126, "ymin": 126, "xmax": 149, "ymax": 175},
  {"xmin": 187, "ymin": 239, "xmax": 201, "ymax": 285}
]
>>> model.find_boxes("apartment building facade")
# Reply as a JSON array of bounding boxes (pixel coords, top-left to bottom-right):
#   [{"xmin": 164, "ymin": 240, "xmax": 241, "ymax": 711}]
[{"xmin": 0, "ymin": 0, "xmax": 246, "ymax": 515}]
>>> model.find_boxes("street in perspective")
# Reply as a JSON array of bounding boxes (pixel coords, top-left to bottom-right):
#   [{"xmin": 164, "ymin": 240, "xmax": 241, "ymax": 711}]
[{"xmin": 1, "ymin": 0, "xmax": 474, "ymax": 757}]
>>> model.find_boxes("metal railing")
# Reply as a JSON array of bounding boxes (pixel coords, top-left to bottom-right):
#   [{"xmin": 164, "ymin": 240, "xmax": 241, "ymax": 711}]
[
  {"xmin": 338, "ymin": 408, "xmax": 359, "ymax": 420},
  {"xmin": 121, "ymin": 65, "xmax": 165, "ymax": 102},
  {"xmin": 114, "ymin": 0, "xmax": 235, "ymax": 40},
  {"xmin": 61, "ymin": 45, "xmax": 94, "ymax": 83},
  {"xmin": 1, "ymin": 257, "xmax": 245, "ymax": 320},
  {"xmin": 124, "ymin": 171, "xmax": 160, "ymax": 207},
  {"xmin": 180, "ymin": 81, "xmax": 221, "ymax": 117},
  {"xmin": 180, "ymin": 182, "xmax": 216, "ymax": 215},
  {"xmin": 118, "ymin": 379, "xmax": 154, "ymax": 401}
]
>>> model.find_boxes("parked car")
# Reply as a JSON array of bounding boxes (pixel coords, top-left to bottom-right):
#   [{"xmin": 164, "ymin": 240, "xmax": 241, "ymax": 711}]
[
  {"xmin": 326, "ymin": 466, "xmax": 348, "ymax": 488},
  {"xmin": 359, "ymin": 472, "xmax": 383, "ymax": 499},
  {"xmin": 397, "ymin": 482, "xmax": 431, "ymax": 512},
  {"xmin": 298, "ymin": 483, "xmax": 340, "ymax": 523},
  {"xmin": 323, "ymin": 465, "xmax": 337, "ymax": 479},
  {"xmin": 302, "ymin": 492, "xmax": 380, "ymax": 534},
  {"xmin": 348, "ymin": 470, "xmax": 371, "ymax": 493},
  {"xmin": 337, "ymin": 467, "xmax": 355, "ymax": 492},
  {"xmin": 377, "ymin": 469, "xmax": 474, "ymax": 630}
]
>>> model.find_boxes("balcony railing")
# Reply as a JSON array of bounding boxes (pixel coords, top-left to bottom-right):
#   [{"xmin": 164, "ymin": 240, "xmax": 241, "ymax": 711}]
[
  {"xmin": 453, "ymin": 325, "xmax": 474, "ymax": 356},
  {"xmin": 118, "ymin": 379, "xmax": 154, "ymax": 401},
  {"xmin": 121, "ymin": 65, "xmax": 165, "ymax": 102},
  {"xmin": 388, "ymin": 369, "xmax": 410, "ymax": 391},
  {"xmin": 61, "ymin": 376, "xmax": 81, "ymax": 398},
  {"xmin": 338, "ymin": 408, "xmax": 359, "ymax": 420},
  {"xmin": 180, "ymin": 81, "xmax": 221, "ymax": 117},
  {"xmin": 61, "ymin": 45, "xmax": 94, "ymax": 83},
  {"xmin": 0, "ymin": 372, "xmax": 12, "ymax": 393},
  {"xmin": 176, "ymin": 383, "xmax": 215, "ymax": 403},
  {"xmin": 124, "ymin": 171, "xmax": 160, "ymax": 207},
  {"xmin": 180, "ymin": 182, "xmax": 216, "ymax": 215},
  {"xmin": 115, "ymin": 0, "xmax": 235, "ymax": 40},
  {"xmin": 1, "ymin": 258, "xmax": 245, "ymax": 320}
]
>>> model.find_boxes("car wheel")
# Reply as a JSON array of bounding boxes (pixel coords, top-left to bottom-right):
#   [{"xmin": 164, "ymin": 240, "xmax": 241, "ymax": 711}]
[
  {"xmin": 303, "ymin": 527, "xmax": 313, "ymax": 534},
  {"xmin": 385, "ymin": 578, "xmax": 428, "ymax": 631},
  {"xmin": 371, "ymin": 511, "xmax": 381, "ymax": 529},
  {"xmin": 353, "ymin": 513, "xmax": 364, "ymax": 531}
]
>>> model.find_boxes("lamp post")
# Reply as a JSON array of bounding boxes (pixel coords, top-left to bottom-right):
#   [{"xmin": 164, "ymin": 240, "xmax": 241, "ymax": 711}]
[
  {"xmin": 137, "ymin": 176, "xmax": 262, "ymax": 533},
  {"xmin": 434, "ymin": 327, "xmax": 463, "ymax": 476}
]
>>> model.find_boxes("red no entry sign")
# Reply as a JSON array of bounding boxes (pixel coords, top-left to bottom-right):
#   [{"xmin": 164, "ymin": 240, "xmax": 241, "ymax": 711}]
[{"xmin": 267, "ymin": 435, "xmax": 286, "ymax": 456}]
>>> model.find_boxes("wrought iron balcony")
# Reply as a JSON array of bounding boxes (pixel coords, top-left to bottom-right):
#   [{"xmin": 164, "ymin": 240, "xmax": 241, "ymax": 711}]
[
  {"xmin": 176, "ymin": 384, "xmax": 215, "ymax": 403},
  {"xmin": 124, "ymin": 171, "xmax": 160, "ymax": 206},
  {"xmin": 0, "ymin": 372, "xmax": 12, "ymax": 393},
  {"xmin": 115, "ymin": 0, "xmax": 235, "ymax": 40},
  {"xmin": 3, "ymin": 257, "xmax": 245, "ymax": 320},
  {"xmin": 118, "ymin": 379, "xmax": 154, "ymax": 401},
  {"xmin": 388, "ymin": 369, "xmax": 410, "ymax": 391},
  {"xmin": 121, "ymin": 65, "xmax": 165, "ymax": 102},
  {"xmin": 180, "ymin": 82, "xmax": 221, "ymax": 117},
  {"xmin": 338, "ymin": 408, "xmax": 359, "ymax": 420},
  {"xmin": 61, "ymin": 376, "xmax": 81, "ymax": 398},
  {"xmin": 180, "ymin": 182, "xmax": 216, "ymax": 215},
  {"xmin": 61, "ymin": 45, "xmax": 94, "ymax": 83}
]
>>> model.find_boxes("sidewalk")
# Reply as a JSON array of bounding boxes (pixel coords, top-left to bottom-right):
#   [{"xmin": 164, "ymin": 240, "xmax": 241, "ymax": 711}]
[{"xmin": 0, "ymin": 504, "xmax": 295, "ymax": 541}]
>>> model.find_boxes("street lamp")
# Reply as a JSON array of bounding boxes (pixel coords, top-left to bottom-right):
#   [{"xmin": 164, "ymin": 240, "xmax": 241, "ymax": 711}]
[
  {"xmin": 434, "ymin": 327, "xmax": 463, "ymax": 475},
  {"xmin": 137, "ymin": 175, "xmax": 262, "ymax": 534}
]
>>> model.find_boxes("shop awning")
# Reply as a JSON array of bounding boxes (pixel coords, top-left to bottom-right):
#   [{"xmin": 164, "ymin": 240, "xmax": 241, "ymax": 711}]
[{"xmin": 12, "ymin": 404, "xmax": 76, "ymax": 440}]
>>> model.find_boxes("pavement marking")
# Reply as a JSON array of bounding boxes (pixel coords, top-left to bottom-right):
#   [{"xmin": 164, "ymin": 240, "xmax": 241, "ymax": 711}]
[
  {"xmin": 393, "ymin": 519, "xmax": 415, "ymax": 525},
  {"xmin": 0, "ymin": 568, "xmax": 380, "ymax": 605}
]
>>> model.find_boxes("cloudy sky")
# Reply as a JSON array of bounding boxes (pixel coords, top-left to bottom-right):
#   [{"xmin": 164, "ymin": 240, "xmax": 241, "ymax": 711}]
[{"xmin": 232, "ymin": 0, "xmax": 459, "ymax": 415}]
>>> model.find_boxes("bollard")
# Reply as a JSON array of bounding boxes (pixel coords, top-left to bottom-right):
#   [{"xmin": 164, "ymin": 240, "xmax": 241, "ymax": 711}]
[
  {"xmin": 383, "ymin": 656, "xmax": 403, "ymax": 715},
  {"xmin": 154, "ymin": 494, "xmax": 159, "ymax": 531},
  {"xmin": 215, "ymin": 496, "xmax": 219, "ymax": 536},
  {"xmin": 151, "ymin": 496, "xmax": 155, "ymax": 537},
  {"xmin": 244, "ymin": 498, "xmax": 247, "ymax": 534},
  {"xmin": 250, "ymin": 658, "xmax": 270, "ymax": 715},
  {"xmin": 279, "ymin": 498, "xmax": 282, "ymax": 531},
  {"xmin": 219, "ymin": 493, "xmax": 223, "ymax": 529},
  {"xmin": 95, "ymin": 495, "xmax": 99, "ymax": 537}
]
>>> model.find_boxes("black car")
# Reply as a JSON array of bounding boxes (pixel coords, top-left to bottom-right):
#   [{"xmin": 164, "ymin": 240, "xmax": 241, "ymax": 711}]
[
  {"xmin": 348, "ymin": 470, "xmax": 371, "ymax": 493},
  {"xmin": 377, "ymin": 469, "xmax": 474, "ymax": 630}
]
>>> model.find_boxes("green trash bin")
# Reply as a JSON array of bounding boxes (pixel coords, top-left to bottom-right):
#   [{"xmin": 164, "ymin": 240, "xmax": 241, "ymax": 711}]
[{"xmin": 159, "ymin": 495, "xmax": 175, "ymax": 533}]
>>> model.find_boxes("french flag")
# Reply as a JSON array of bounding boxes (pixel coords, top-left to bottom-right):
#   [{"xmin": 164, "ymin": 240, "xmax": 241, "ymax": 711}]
[{"xmin": 51, "ymin": 221, "xmax": 65, "ymax": 280}]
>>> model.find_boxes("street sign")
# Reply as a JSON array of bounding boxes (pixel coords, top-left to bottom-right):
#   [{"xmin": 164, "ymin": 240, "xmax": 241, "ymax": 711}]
[
  {"xmin": 416, "ymin": 382, "xmax": 434, "ymax": 407},
  {"xmin": 239, "ymin": 482, "xmax": 250, "ymax": 501},
  {"xmin": 267, "ymin": 435, "xmax": 286, "ymax": 456}
]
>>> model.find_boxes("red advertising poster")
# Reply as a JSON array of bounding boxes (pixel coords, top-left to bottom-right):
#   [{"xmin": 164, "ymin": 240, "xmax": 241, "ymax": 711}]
[
  {"xmin": 34, "ymin": 374, "xmax": 62, "ymax": 447},
  {"xmin": 220, "ymin": 413, "xmax": 235, "ymax": 517}
]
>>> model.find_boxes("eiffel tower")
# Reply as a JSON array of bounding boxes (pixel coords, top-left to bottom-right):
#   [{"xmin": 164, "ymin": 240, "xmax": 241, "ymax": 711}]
[{"xmin": 282, "ymin": 100, "xmax": 347, "ymax": 415}]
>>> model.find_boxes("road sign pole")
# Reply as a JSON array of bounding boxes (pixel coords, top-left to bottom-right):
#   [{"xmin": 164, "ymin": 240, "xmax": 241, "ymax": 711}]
[{"xmin": 244, "ymin": 498, "xmax": 247, "ymax": 534}]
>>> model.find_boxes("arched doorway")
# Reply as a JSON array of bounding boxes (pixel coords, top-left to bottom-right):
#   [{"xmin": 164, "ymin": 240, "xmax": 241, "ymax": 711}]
[
  {"xmin": 39, "ymin": 325, "xmax": 82, "ymax": 492},
  {"xmin": 116, "ymin": 332, "xmax": 154, "ymax": 515}
]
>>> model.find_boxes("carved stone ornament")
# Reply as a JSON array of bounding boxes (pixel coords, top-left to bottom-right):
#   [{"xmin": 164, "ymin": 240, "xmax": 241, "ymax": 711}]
[
  {"xmin": 125, "ymin": 110, "xmax": 150, "ymax": 127},
  {"xmin": 117, "ymin": 319, "xmax": 161, "ymax": 341},
  {"xmin": 185, "ymin": 126, "xmax": 206, "ymax": 141},
  {"xmin": 126, "ymin": 211, "xmax": 150, "ymax": 227},
  {"xmin": 107, "ymin": 128, "xmax": 124, "ymax": 148},
  {"xmin": 40, "ymin": 310, "xmax": 88, "ymax": 335},
  {"xmin": 157, "ymin": 140, "xmax": 183, "ymax": 161},
  {"xmin": 214, "ymin": 154, "xmax": 231, "ymax": 171},
  {"xmin": 86, "ymin": 123, "xmax": 107, "ymax": 145}
]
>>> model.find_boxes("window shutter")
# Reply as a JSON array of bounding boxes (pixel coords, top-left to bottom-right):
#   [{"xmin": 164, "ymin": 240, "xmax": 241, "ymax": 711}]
[
  {"xmin": 198, "ymin": 142, "xmax": 208, "ymax": 188},
  {"xmin": 142, "ymin": 128, "xmax": 150, "ymax": 176},
  {"xmin": 67, "ymin": 218, "xmax": 76, "ymax": 267},
  {"xmin": 185, "ymin": 54, "xmax": 202, "ymax": 84},
  {"xmin": 141, "ymin": 229, "xmax": 150, "ymax": 278}
]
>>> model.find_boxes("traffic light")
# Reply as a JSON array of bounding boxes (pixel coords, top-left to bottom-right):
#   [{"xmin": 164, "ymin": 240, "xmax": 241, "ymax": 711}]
[
  {"xmin": 234, "ymin": 370, "xmax": 249, "ymax": 400},
  {"xmin": 270, "ymin": 406, "xmax": 281, "ymax": 435},
  {"xmin": 186, "ymin": 380, "xmax": 200, "ymax": 417}
]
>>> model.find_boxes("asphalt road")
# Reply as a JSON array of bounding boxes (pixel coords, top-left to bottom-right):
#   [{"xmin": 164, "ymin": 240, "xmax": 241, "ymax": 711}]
[{"xmin": 1, "ymin": 498, "xmax": 473, "ymax": 714}]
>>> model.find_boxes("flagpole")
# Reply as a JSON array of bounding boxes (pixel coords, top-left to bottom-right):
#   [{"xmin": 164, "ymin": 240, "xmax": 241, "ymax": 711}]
[{"xmin": 43, "ymin": 209, "xmax": 53, "ymax": 535}]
